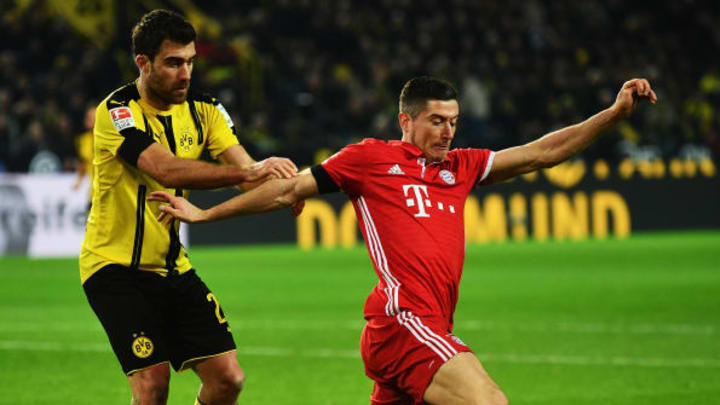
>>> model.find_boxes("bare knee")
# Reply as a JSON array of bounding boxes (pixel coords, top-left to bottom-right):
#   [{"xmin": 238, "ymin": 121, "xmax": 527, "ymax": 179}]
[
  {"xmin": 220, "ymin": 368, "xmax": 245, "ymax": 396},
  {"xmin": 208, "ymin": 366, "xmax": 245, "ymax": 398},
  {"xmin": 129, "ymin": 365, "xmax": 170, "ymax": 404}
]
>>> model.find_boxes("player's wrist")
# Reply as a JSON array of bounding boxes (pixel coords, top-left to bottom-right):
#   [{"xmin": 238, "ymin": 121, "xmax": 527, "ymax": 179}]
[
  {"xmin": 197, "ymin": 208, "xmax": 213, "ymax": 223},
  {"xmin": 605, "ymin": 104, "xmax": 626, "ymax": 123}
]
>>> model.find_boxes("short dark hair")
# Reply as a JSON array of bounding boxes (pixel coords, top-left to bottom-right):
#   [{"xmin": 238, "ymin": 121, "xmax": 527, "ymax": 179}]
[
  {"xmin": 399, "ymin": 76, "xmax": 458, "ymax": 118},
  {"xmin": 132, "ymin": 9, "xmax": 196, "ymax": 61}
]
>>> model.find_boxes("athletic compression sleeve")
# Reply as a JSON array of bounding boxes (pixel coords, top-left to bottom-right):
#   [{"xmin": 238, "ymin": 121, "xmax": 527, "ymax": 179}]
[
  {"xmin": 311, "ymin": 164, "xmax": 340, "ymax": 194},
  {"xmin": 117, "ymin": 128, "xmax": 155, "ymax": 167}
]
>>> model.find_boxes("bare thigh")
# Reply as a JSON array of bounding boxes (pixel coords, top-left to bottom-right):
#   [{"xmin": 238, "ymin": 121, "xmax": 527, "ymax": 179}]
[
  {"xmin": 423, "ymin": 352, "xmax": 507, "ymax": 405},
  {"xmin": 190, "ymin": 351, "xmax": 244, "ymax": 385},
  {"xmin": 128, "ymin": 363, "xmax": 171, "ymax": 405}
]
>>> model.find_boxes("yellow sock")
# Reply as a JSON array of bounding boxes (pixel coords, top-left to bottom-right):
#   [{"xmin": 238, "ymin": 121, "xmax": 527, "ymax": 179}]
[{"xmin": 194, "ymin": 399, "xmax": 204, "ymax": 405}]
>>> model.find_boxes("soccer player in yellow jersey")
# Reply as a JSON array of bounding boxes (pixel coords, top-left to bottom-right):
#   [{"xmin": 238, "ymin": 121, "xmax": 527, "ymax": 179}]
[
  {"xmin": 72, "ymin": 105, "xmax": 95, "ymax": 205},
  {"xmin": 79, "ymin": 9, "xmax": 298, "ymax": 405}
]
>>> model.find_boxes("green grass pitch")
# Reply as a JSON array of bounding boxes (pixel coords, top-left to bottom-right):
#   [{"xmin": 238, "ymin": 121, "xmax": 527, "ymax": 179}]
[{"xmin": 1, "ymin": 231, "xmax": 719, "ymax": 404}]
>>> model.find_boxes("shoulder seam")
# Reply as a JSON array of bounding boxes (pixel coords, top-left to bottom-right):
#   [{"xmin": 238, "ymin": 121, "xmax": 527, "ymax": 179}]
[
  {"xmin": 188, "ymin": 91, "xmax": 218, "ymax": 105},
  {"xmin": 106, "ymin": 82, "xmax": 140, "ymax": 108}
]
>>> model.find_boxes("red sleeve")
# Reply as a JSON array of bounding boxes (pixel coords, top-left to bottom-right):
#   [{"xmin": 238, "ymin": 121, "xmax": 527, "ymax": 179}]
[
  {"xmin": 320, "ymin": 142, "xmax": 367, "ymax": 196},
  {"xmin": 454, "ymin": 148, "xmax": 496, "ymax": 189}
]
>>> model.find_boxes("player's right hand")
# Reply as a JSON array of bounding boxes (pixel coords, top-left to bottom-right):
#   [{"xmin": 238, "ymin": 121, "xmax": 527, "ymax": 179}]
[
  {"xmin": 148, "ymin": 191, "xmax": 207, "ymax": 224},
  {"xmin": 612, "ymin": 78, "xmax": 657, "ymax": 119},
  {"xmin": 246, "ymin": 157, "xmax": 298, "ymax": 182}
]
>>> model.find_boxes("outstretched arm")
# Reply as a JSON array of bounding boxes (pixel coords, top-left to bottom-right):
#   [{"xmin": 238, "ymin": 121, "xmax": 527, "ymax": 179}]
[
  {"xmin": 216, "ymin": 144, "xmax": 299, "ymax": 190},
  {"xmin": 486, "ymin": 78, "xmax": 657, "ymax": 184},
  {"xmin": 148, "ymin": 169, "xmax": 321, "ymax": 223},
  {"xmin": 137, "ymin": 143, "xmax": 297, "ymax": 189},
  {"xmin": 216, "ymin": 143, "xmax": 306, "ymax": 216}
]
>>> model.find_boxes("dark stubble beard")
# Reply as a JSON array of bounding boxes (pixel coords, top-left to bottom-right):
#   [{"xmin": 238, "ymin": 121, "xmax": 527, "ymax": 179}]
[{"xmin": 147, "ymin": 70, "xmax": 189, "ymax": 106}]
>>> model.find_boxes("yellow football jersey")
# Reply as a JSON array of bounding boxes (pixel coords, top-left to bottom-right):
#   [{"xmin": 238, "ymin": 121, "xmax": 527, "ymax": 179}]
[
  {"xmin": 79, "ymin": 81, "xmax": 239, "ymax": 284},
  {"xmin": 75, "ymin": 130, "xmax": 94, "ymax": 199}
]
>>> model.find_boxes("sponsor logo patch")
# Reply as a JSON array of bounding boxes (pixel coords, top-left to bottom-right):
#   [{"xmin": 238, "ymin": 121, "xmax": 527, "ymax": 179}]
[
  {"xmin": 439, "ymin": 169, "xmax": 456, "ymax": 185},
  {"xmin": 216, "ymin": 103, "xmax": 234, "ymax": 128},
  {"xmin": 388, "ymin": 164, "xmax": 405, "ymax": 175},
  {"xmin": 109, "ymin": 107, "xmax": 136, "ymax": 132},
  {"xmin": 131, "ymin": 332, "xmax": 154, "ymax": 358}
]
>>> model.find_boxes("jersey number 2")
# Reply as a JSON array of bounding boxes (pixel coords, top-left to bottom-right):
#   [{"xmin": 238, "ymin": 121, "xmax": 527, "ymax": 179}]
[{"xmin": 206, "ymin": 293, "xmax": 227, "ymax": 324}]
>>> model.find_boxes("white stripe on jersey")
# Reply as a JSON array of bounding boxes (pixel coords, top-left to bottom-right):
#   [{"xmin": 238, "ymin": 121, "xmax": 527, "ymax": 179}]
[
  {"xmin": 356, "ymin": 198, "xmax": 391, "ymax": 315},
  {"xmin": 356, "ymin": 197, "xmax": 394, "ymax": 316},
  {"xmin": 479, "ymin": 151, "xmax": 496, "ymax": 183},
  {"xmin": 357, "ymin": 196, "xmax": 401, "ymax": 315},
  {"xmin": 399, "ymin": 316, "xmax": 449, "ymax": 361},
  {"xmin": 408, "ymin": 315, "xmax": 458, "ymax": 357},
  {"xmin": 396, "ymin": 311, "xmax": 458, "ymax": 362}
]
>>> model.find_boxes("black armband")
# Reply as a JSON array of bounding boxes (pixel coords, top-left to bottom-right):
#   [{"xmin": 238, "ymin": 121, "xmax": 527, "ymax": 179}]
[
  {"xmin": 311, "ymin": 164, "xmax": 340, "ymax": 194},
  {"xmin": 117, "ymin": 128, "xmax": 155, "ymax": 167}
]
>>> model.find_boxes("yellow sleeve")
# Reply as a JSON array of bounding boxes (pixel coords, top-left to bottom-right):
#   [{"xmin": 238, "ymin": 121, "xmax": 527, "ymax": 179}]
[
  {"xmin": 94, "ymin": 101, "xmax": 148, "ymax": 162},
  {"xmin": 201, "ymin": 101, "xmax": 240, "ymax": 160},
  {"xmin": 75, "ymin": 131, "xmax": 93, "ymax": 163}
]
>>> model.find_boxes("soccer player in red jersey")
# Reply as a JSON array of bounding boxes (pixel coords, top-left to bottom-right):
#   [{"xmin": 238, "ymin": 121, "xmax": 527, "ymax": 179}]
[{"xmin": 150, "ymin": 76, "xmax": 657, "ymax": 404}]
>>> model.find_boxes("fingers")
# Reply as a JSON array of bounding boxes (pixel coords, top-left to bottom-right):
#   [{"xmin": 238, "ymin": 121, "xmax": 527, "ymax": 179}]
[
  {"xmin": 269, "ymin": 158, "xmax": 298, "ymax": 179},
  {"xmin": 148, "ymin": 191, "xmax": 173, "ymax": 202},
  {"xmin": 271, "ymin": 166, "xmax": 294, "ymax": 179},
  {"xmin": 256, "ymin": 157, "xmax": 299, "ymax": 179},
  {"xmin": 622, "ymin": 78, "xmax": 658, "ymax": 104},
  {"xmin": 282, "ymin": 158, "xmax": 299, "ymax": 173},
  {"xmin": 649, "ymin": 89, "xmax": 658, "ymax": 104},
  {"xmin": 159, "ymin": 205, "xmax": 179, "ymax": 225}
]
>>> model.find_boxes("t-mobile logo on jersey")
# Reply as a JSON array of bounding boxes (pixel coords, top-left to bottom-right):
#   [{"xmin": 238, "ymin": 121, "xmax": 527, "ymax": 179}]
[{"xmin": 402, "ymin": 184, "xmax": 456, "ymax": 218}]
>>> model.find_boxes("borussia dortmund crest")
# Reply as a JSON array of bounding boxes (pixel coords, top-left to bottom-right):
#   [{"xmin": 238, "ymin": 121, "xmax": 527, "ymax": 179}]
[
  {"xmin": 131, "ymin": 332, "xmax": 154, "ymax": 358},
  {"xmin": 178, "ymin": 125, "xmax": 194, "ymax": 152}
]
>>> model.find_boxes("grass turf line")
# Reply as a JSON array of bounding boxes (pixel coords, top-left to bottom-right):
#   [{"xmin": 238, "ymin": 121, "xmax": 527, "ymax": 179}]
[{"xmin": 0, "ymin": 231, "xmax": 718, "ymax": 404}]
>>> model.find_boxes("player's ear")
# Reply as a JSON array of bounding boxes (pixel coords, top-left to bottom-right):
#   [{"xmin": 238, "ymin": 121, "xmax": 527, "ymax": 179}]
[
  {"xmin": 135, "ymin": 54, "xmax": 151, "ymax": 74},
  {"xmin": 398, "ymin": 112, "xmax": 412, "ymax": 134}
]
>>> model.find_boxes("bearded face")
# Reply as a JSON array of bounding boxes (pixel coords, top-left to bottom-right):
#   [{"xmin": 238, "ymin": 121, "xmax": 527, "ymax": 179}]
[{"xmin": 142, "ymin": 40, "xmax": 195, "ymax": 108}]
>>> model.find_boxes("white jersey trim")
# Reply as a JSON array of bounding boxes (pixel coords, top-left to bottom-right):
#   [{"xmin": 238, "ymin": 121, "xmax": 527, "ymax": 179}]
[
  {"xmin": 479, "ymin": 151, "xmax": 496, "ymax": 183},
  {"xmin": 397, "ymin": 311, "xmax": 458, "ymax": 362},
  {"xmin": 357, "ymin": 196, "xmax": 401, "ymax": 316}
]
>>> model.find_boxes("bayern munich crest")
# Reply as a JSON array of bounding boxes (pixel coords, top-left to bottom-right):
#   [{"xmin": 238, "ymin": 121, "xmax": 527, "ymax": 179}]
[
  {"xmin": 439, "ymin": 170, "xmax": 455, "ymax": 185},
  {"xmin": 449, "ymin": 334, "xmax": 467, "ymax": 346}
]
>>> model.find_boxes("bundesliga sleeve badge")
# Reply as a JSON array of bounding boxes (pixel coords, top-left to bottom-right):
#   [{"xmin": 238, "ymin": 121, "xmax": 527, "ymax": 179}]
[{"xmin": 109, "ymin": 106, "xmax": 136, "ymax": 132}]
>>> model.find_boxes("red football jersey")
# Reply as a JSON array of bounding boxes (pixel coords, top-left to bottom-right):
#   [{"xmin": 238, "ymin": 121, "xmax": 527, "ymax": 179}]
[{"xmin": 322, "ymin": 139, "xmax": 494, "ymax": 327}]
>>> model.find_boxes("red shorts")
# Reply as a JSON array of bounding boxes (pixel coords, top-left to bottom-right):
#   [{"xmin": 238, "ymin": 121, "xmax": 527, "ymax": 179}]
[{"xmin": 360, "ymin": 311, "xmax": 472, "ymax": 405}]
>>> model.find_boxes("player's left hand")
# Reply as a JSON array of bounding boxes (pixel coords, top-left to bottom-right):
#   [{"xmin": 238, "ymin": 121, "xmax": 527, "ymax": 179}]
[
  {"xmin": 148, "ymin": 191, "xmax": 207, "ymax": 224},
  {"xmin": 251, "ymin": 157, "xmax": 298, "ymax": 181},
  {"xmin": 612, "ymin": 78, "xmax": 657, "ymax": 119}
]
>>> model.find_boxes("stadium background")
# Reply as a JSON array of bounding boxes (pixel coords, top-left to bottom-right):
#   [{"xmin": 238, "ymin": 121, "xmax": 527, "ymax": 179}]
[{"xmin": 0, "ymin": 1, "xmax": 718, "ymax": 404}]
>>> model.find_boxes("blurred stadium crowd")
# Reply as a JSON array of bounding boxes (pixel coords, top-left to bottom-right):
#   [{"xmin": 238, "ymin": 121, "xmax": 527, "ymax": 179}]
[{"xmin": 1, "ymin": 0, "xmax": 718, "ymax": 172}]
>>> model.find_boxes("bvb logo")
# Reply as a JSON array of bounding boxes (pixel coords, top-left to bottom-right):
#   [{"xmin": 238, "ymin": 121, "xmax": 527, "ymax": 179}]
[
  {"xmin": 131, "ymin": 333, "xmax": 154, "ymax": 358},
  {"xmin": 178, "ymin": 126, "xmax": 194, "ymax": 152}
]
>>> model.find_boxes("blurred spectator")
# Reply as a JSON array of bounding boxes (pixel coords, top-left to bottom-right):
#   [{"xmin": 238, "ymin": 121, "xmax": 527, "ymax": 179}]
[
  {"xmin": 73, "ymin": 105, "xmax": 95, "ymax": 204},
  {"xmin": 1, "ymin": 0, "xmax": 719, "ymax": 171}
]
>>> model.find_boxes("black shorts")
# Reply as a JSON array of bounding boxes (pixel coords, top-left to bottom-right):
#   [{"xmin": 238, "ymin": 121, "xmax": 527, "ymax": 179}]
[{"xmin": 83, "ymin": 264, "xmax": 236, "ymax": 375}]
